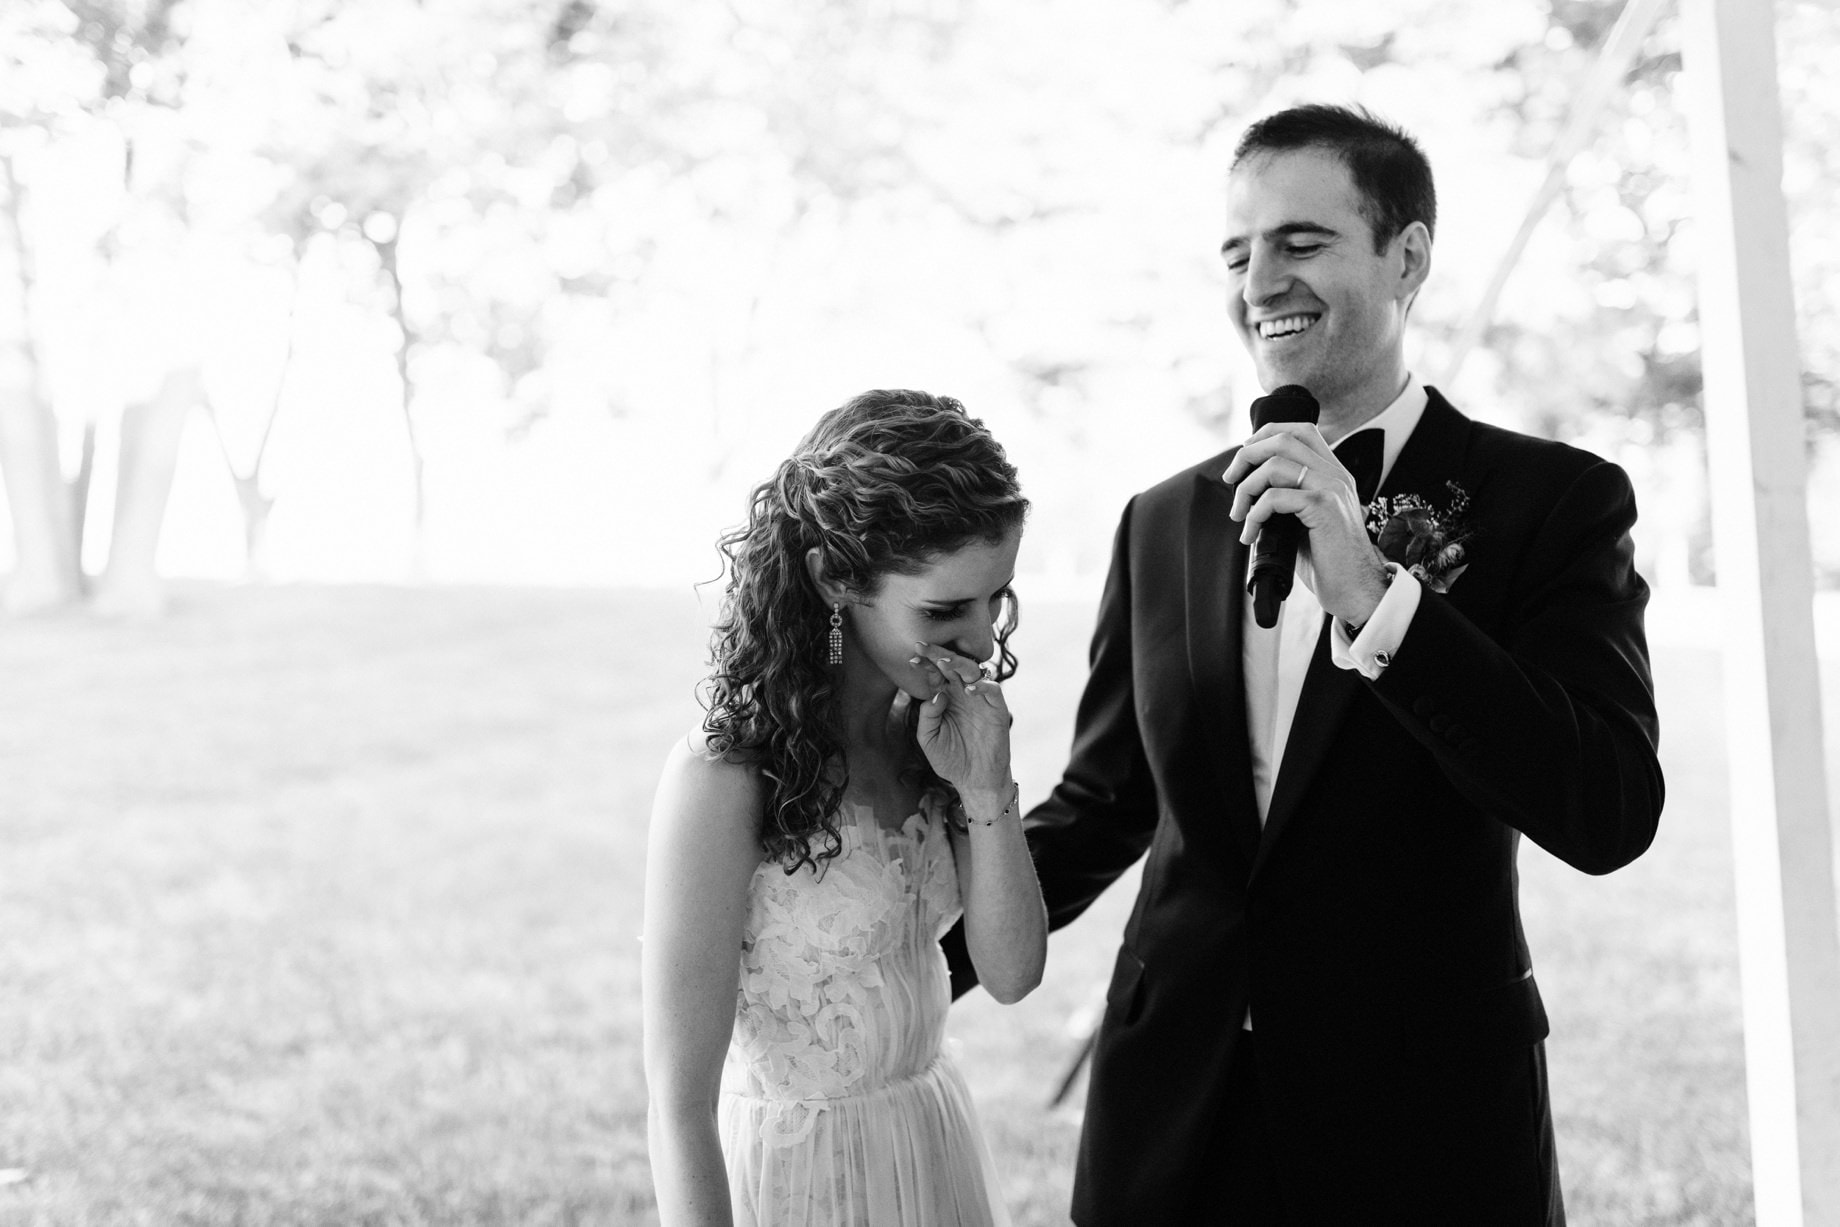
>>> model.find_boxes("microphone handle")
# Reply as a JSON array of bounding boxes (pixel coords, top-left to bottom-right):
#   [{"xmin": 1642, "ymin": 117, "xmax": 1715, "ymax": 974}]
[
  {"xmin": 1248, "ymin": 513, "xmax": 1305, "ymax": 629},
  {"xmin": 1249, "ymin": 572, "xmax": 1285, "ymax": 630},
  {"xmin": 1244, "ymin": 384, "xmax": 1320, "ymax": 630}
]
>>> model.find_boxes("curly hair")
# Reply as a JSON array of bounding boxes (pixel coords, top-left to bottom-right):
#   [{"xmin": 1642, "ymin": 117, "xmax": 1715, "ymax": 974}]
[{"xmin": 702, "ymin": 389, "xmax": 1029, "ymax": 873}]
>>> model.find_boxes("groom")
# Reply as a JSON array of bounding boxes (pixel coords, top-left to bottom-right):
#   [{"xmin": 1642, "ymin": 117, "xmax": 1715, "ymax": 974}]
[{"xmin": 950, "ymin": 104, "xmax": 1663, "ymax": 1223}]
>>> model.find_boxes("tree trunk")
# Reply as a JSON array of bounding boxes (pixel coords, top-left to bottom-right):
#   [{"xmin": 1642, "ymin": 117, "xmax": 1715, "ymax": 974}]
[
  {"xmin": 0, "ymin": 371, "xmax": 80, "ymax": 613},
  {"xmin": 91, "ymin": 366, "xmax": 197, "ymax": 618},
  {"xmin": 238, "ymin": 266, "xmax": 300, "ymax": 581},
  {"xmin": 232, "ymin": 473, "xmax": 275, "ymax": 581},
  {"xmin": 372, "ymin": 231, "xmax": 425, "ymax": 579},
  {"xmin": 204, "ymin": 266, "xmax": 294, "ymax": 583},
  {"xmin": 204, "ymin": 405, "xmax": 278, "ymax": 583},
  {"xmin": 69, "ymin": 420, "xmax": 95, "ymax": 556},
  {"xmin": 0, "ymin": 153, "xmax": 80, "ymax": 613}
]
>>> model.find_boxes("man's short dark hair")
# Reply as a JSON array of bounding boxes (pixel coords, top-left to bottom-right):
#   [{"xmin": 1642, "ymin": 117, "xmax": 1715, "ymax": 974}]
[{"xmin": 1232, "ymin": 104, "xmax": 1436, "ymax": 252}]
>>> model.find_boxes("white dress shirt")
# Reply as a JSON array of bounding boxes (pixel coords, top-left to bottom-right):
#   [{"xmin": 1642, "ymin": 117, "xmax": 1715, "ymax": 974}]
[{"xmin": 1235, "ymin": 375, "xmax": 1428, "ymax": 1029}]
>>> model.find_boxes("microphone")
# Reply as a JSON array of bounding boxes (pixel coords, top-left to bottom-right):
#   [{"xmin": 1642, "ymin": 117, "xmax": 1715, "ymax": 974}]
[{"xmin": 1245, "ymin": 384, "xmax": 1320, "ymax": 630}]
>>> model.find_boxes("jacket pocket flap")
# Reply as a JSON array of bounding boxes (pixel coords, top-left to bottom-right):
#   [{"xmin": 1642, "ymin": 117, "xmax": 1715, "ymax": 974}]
[{"xmin": 1399, "ymin": 969, "xmax": 1550, "ymax": 1054}]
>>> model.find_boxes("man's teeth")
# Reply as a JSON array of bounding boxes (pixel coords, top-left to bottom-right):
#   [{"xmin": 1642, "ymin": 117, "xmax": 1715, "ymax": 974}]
[{"xmin": 1257, "ymin": 315, "xmax": 1318, "ymax": 339}]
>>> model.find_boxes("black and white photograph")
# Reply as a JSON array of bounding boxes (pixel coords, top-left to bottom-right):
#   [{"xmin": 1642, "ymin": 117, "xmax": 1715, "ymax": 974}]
[{"xmin": 3, "ymin": 1, "xmax": 1838, "ymax": 1223}]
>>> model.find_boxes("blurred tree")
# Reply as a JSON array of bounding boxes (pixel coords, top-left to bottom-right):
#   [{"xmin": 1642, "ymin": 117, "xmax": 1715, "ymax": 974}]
[
  {"xmin": 2, "ymin": 0, "xmax": 1836, "ymax": 596},
  {"xmin": 561, "ymin": 0, "xmax": 989, "ymax": 479},
  {"xmin": 0, "ymin": 0, "xmax": 204, "ymax": 615},
  {"xmin": 1463, "ymin": 0, "xmax": 1836, "ymax": 581},
  {"xmin": 260, "ymin": 1, "xmax": 540, "ymax": 574},
  {"xmin": 1477, "ymin": 5, "xmax": 1700, "ymax": 437},
  {"xmin": 0, "ymin": 2, "xmax": 92, "ymax": 612},
  {"xmin": 249, "ymin": 0, "xmax": 703, "ymax": 566},
  {"xmin": 0, "ymin": 127, "xmax": 79, "ymax": 612}
]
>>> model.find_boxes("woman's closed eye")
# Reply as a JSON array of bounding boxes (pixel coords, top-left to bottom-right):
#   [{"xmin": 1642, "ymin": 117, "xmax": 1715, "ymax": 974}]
[{"xmin": 922, "ymin": 602, "xmax": 971, "ymax": 622}]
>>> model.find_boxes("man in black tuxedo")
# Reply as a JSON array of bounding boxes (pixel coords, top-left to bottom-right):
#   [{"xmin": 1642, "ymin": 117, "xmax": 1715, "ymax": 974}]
[{"xmin": 950, "ymin": 104, "xmax": 1663, "ymax": 1223}]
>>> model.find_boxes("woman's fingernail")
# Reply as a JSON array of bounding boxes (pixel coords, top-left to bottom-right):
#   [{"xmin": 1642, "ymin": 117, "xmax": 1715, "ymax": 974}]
[{"xmin": 908, "ymin": 656, "xmax": 922, "ymax": 666}]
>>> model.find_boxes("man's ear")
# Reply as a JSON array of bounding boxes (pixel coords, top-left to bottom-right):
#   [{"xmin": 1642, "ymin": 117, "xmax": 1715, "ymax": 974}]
[
  {"xmin": 804, "ymin": 547, "xmax": 849, "ymax": 608},
  {"xmin": 1395, "ymin": 221, "xmax": 1432, "ymax": 303}
]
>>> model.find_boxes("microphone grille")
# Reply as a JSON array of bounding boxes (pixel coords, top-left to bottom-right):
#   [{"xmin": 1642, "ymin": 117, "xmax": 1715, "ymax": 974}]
[{"xmin": 1250, "ymin": 385, "xmax": 1320, "ymax": 429}]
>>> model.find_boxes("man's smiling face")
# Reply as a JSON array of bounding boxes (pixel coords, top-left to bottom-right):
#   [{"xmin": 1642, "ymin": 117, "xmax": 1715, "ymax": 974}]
[{"xmin": 1220, "ymin": 147, "xmax": 1426, "ymax": 430}]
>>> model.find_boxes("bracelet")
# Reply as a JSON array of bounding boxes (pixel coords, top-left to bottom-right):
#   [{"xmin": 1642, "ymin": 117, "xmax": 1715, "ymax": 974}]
[{"xmin": 954, "ymin": 780, "xmax": 1020, "ymax": 829}]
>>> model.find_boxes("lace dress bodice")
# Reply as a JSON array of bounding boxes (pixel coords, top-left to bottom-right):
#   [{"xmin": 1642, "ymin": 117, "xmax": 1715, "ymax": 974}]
[{"xmin": 718, "ymin": 795, "xmax": 1008, "ymax": 1227}]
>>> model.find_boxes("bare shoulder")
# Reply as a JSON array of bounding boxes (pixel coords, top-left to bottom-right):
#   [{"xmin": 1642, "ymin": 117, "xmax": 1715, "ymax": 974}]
[
  {"xmin": 651, "ymin": 729, "xmax": 764, "ymax": 862},
  {"xmin": 659, "ymin": 728, "xmax": 762, "ymax": 807}
]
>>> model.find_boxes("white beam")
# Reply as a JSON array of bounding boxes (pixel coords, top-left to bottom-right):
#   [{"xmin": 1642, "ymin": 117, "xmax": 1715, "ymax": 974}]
[{"xmin": 1679, "ymin": 0, "xmax": 1840, "ymax": 1223}]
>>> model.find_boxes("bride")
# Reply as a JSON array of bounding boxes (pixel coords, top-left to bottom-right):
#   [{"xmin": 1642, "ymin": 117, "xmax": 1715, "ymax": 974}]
[{"xmin": 643, "ymin": 389, "xmax": 1047, "ymax": 1227}]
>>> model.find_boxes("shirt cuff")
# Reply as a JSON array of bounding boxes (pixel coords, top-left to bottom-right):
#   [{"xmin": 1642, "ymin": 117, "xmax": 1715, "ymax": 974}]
[{"xmin": 1330, "ymin": 563, "xmax": 1421, "ymax": 680}]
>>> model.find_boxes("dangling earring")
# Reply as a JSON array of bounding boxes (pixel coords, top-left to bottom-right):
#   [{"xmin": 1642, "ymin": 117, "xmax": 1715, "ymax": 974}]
[{"xmin": 827, "ymin": 603, "xmax": 844, "ymax": 666}]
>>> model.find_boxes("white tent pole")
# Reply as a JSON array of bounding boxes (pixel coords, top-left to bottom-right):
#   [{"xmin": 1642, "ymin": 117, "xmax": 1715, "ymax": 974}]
[{"xmin": 1680, "ymin": 0, "xmax": 1840, "ymax": 1222}]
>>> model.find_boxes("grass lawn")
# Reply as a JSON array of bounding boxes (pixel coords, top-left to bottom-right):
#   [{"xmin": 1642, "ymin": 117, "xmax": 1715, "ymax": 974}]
[{"xmin": 0, "ymin": 582, "xmax": 1766, "ymax": 1224}]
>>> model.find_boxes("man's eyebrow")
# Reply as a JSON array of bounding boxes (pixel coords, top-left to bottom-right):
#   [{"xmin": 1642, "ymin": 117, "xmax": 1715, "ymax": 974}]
[{"xmin": 1220, "ymin": 222, "xmax": 1340, "ymax": 253}]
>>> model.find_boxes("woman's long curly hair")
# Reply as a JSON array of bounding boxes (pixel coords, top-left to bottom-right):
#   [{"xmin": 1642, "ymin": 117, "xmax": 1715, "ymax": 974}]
[{"xmin": 703, "ymin": 389, "xmax": 1028, "ymax": 873}]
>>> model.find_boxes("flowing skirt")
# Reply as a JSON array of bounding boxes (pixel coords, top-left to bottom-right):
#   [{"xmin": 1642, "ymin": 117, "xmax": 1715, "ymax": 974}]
[{"xmin": 720, "ymin": 1053, "xmax": 1011, "ymax": 1227}]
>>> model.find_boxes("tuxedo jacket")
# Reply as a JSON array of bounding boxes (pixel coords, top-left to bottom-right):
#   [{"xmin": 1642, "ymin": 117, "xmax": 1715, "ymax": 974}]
[{"xmin": 953, "ymin": 390, "xmax": 1663, "ymax": 1224}]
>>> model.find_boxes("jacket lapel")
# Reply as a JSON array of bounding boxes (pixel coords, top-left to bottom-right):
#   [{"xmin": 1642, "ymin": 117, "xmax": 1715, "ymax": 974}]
[
  {"xmin": 1185, "ymin": 469, "xmax": 1262, "ymax": 866},
  {"xmin": 1251, "ymin": 390, "xmax": 1474, "ymax": 877},
  {"xmin": 1374, "ymin": 387, "xmax": 1472, "ymax": 510}
]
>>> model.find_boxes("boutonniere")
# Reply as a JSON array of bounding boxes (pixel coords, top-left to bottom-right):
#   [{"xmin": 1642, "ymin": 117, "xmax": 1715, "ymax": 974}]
[{"xmin": 1364, "ymin": 481, "xmax": 1478, "ymax": 593}]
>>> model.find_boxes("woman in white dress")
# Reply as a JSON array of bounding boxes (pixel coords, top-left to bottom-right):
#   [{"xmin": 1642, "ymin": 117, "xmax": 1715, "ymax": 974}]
[{"xmin": 644, "ymin": 389, "xmax": 1047, "ymax": 1227}]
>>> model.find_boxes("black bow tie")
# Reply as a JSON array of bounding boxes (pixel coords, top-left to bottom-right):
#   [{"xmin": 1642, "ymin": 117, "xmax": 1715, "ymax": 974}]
[{"xmin": 1336, "ymin": 429, "xmax": 1384, "ymax": 504}]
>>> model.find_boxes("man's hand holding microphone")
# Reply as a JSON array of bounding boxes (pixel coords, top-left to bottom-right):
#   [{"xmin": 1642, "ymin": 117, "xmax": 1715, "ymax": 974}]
[{"xmin": 1223, "ymin": 384, "xmax": 1393, "ymax": 631}]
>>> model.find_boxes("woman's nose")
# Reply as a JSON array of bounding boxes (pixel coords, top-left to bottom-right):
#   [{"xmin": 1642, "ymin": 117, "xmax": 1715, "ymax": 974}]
[{"xmin": 951, "ymin": 622, "xmax": 995, "ymax": 666}]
